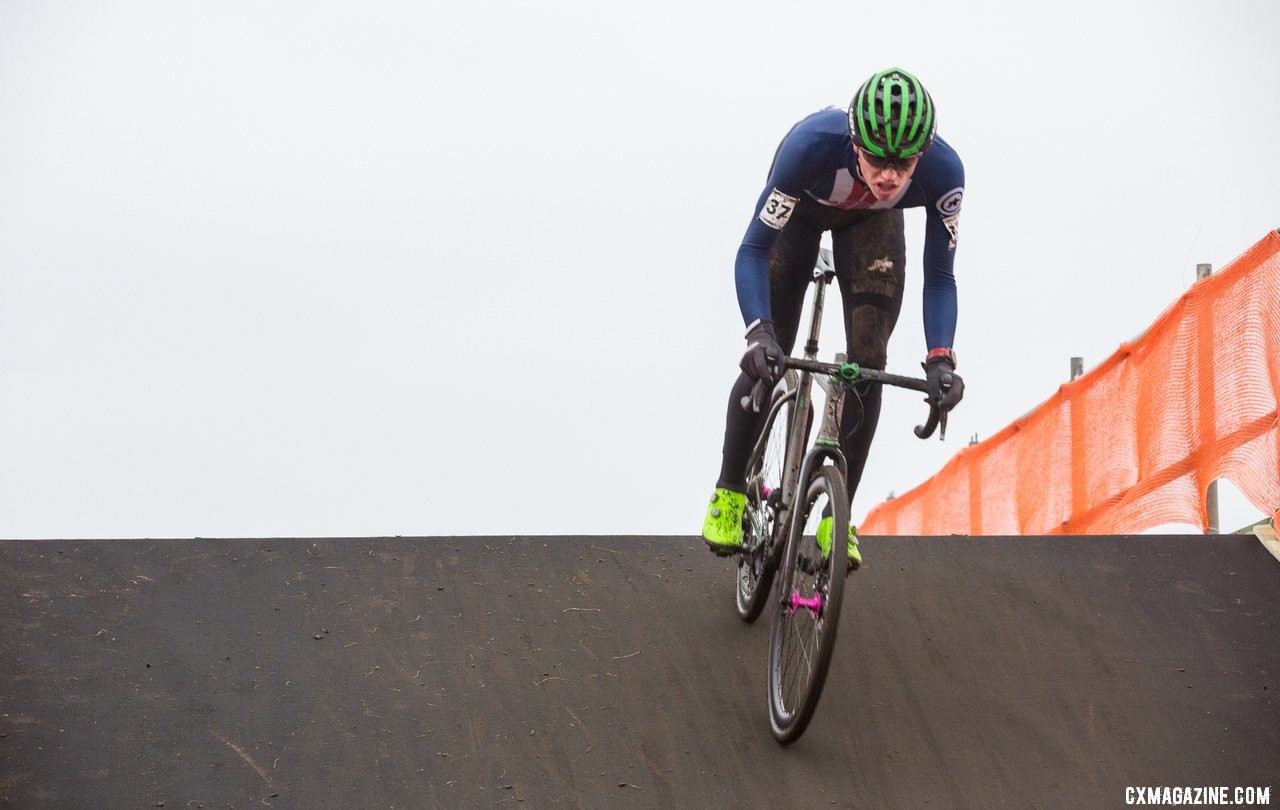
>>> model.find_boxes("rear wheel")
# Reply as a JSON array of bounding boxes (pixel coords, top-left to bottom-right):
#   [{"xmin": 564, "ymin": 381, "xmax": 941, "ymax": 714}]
[
  {"xmin": 736, "ymin": 379, "xmax": 797, "ymax": 622},
  {"xmin": 767, "ymin": 464, "xmax": 848, "ymax": 744}
]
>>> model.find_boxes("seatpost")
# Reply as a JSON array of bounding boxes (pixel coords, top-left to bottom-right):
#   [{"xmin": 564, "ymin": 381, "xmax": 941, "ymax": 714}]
[{"xmin": 803, "ymin": 270, "xmax": 828, "ymax": 360}]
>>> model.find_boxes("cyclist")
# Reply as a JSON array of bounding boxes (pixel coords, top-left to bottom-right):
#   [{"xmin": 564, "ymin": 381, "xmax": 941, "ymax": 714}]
[{"xmin": 701, "ymin": 67, "xmax": 965, "ymax": 569}]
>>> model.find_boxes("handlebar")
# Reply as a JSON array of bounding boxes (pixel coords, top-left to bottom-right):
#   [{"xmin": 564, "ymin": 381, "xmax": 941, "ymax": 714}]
[{"xmin": 741, "ymin": 357, "xmax": 946, "ymax": 440}]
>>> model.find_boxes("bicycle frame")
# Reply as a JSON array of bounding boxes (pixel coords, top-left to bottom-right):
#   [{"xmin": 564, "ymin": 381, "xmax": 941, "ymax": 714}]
[
  {"xmin": 742, "ymin": 251, "xmax": 942, "ymax": 554},
  {"xmin": 743, "ymin": 260, "xmax": 837, "ymax": 555}
]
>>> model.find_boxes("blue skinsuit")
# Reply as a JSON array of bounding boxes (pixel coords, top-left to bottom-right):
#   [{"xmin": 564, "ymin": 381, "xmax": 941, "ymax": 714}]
[{"xmin": 734, "ymin": 107, "xmax": 964, "ymax": 352}]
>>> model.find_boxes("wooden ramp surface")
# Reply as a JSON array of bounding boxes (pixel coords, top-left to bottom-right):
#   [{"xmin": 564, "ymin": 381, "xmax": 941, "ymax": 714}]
[{"xmin": 2, "ymin": 535, "xmax": 1277, "ymax": 808}]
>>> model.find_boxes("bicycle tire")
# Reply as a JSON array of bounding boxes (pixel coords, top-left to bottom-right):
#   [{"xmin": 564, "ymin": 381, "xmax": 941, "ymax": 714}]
[
  {"xmin": 767, "ymin": 464, "xmax": 848, "ymax": 744},
  {"xmin": 736, "ymin": 379, "xmax": 798, "ymax": 622}
]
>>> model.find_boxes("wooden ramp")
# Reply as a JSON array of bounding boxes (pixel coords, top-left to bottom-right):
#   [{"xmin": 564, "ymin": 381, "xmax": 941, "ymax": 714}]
[{"xmin": 2, "ymin": 535, "xmax": 1277, "ymax": 807}]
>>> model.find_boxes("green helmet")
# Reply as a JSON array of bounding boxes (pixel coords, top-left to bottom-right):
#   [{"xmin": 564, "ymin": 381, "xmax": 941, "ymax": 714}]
[{"xmin": 847, "ymin": 68, "xmax": 936, "ymax": 159}]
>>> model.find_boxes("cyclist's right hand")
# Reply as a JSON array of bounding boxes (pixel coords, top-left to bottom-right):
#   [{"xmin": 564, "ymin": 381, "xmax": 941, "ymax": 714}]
[{"xmin": 740, "ymin": 320, "xmax": 783, "ymax": 386}]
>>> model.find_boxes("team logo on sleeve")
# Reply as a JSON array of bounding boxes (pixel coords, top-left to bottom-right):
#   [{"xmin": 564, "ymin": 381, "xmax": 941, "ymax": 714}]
[
  {"xmin": 759, "ymin": 188, "xmax": 799, "ymax": 230},
  {"xmin": 936, "ymin": 187, "xmax": 964, "ymax": 216}
]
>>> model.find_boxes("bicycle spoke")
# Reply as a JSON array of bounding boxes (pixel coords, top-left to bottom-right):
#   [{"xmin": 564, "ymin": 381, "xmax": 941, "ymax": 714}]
[
  {"xmin": 736, "ymin": 379, "xmax": 798, "ymax": 623},
  {"xmin": 768, "ymin": 466, "xmax": 849, "ymax": 743}
]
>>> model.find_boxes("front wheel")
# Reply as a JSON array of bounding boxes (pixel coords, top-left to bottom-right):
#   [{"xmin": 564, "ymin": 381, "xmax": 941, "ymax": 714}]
[{"xmin": 767, "ymin": 464, "xmax": 848, "ymax": 744}]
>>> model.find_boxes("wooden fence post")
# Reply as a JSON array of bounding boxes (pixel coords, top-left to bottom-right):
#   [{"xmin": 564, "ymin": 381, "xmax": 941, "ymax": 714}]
[{"xmin": 1196, "ymin": 262, "xmax": 1220, "ymax": 535}]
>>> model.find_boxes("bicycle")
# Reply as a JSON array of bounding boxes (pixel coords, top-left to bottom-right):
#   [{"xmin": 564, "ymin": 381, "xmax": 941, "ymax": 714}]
[{"xmin": 731, "ymin": 248, "xmax": 945, "ymax": 744}]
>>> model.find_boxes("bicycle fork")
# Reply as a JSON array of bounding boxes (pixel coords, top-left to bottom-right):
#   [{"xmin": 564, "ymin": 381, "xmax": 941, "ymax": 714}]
[{"xmin": 781, "ymin": 353, "xmax": 855, "ymax": 616}]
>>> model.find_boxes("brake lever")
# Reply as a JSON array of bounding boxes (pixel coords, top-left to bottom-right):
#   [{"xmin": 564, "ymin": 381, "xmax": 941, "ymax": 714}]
[
  {"xmin": 739, "ymin": 378, "xmax": 768, "ymax": 413},
  {"xmin": 914, "ymin": 403, "xmax": 945, "ymax": 440}
]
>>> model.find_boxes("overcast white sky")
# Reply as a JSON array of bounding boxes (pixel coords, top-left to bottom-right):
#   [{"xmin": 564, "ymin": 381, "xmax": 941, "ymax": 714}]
[{"xmin": 2, "ymin": 0, "xmax": 1278, "ymax": 539}]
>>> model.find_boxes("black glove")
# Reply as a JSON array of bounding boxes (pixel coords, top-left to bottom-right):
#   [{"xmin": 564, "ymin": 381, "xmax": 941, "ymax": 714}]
[
  {"xmin": 740, "ymin": 320, "xmax": 783, "ymax": 386},
  {"xmin": 923, "ymin": 352, "xmax": 964, "ymax": 412}
]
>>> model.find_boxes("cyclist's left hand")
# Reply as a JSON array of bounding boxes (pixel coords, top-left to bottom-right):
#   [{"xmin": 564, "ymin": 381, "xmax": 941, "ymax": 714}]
[{"xmin": 923, "ymin": 354, "xmax": 964, "ymax": 412}]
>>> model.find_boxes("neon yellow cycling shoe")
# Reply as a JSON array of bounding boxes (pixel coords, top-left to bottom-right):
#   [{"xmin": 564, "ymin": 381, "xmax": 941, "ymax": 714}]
[
  {"xmin": 701, "ymin": 488, "xmax": 745, "ymax": 555},
  {"xmin": 815, "ymin": 515, "xmax": 861, "ymax": 572}
]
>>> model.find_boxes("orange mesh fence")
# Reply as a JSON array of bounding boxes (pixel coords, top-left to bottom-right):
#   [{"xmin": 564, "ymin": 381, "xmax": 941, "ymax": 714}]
[{"xmin": 862, "ymin": 231, "xmax": 1280, "ymax": 536}]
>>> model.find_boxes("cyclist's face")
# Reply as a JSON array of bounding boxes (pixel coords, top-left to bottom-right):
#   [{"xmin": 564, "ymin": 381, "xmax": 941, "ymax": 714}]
[{"xmin": 855, "ymin": 147, "xmax": 920, "ymax": 199}]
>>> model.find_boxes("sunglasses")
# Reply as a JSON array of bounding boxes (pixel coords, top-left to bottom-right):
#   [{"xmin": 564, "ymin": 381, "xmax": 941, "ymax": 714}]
[{"xmin": 859, "ymin": 149, "xmax": 920, "ymax": 172}]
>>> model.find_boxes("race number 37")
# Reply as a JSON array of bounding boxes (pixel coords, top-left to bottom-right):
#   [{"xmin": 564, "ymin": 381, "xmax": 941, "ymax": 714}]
[{"xmin": 759, "ymin": 188, "xmax": 798, "ymax": 230}]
